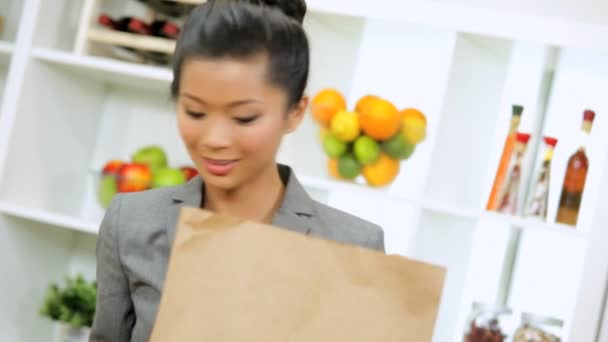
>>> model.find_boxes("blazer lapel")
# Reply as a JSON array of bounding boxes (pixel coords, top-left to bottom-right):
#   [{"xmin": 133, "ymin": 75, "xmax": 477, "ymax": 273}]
[
  {"xmin": 167, "ymin": 176, "xmax": 204, "ymax": 246},
  {"xmin": 272, "ymin": 165, "xmax": 315, "ymax": 236},
  {"xmin": 166, "ymin": 165, "xmax": 316, "ymax": 246}
]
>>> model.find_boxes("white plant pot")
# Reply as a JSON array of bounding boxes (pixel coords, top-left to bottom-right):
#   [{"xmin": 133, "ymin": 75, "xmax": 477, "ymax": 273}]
[{"xmin": 53, "ymin": 322, "xmax": 91, "ymax": 342}]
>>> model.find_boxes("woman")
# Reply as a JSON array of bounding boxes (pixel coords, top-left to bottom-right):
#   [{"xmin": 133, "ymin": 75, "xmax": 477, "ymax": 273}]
[{"xmin": 90, "ymin": 0, "xmax": 384, "ymax": 340}]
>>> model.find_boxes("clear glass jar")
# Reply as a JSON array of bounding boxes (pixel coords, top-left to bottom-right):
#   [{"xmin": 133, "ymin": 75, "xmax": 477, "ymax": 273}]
[
  {"xmin": 513, "ymin": 313, "xmax": 563, "ymax": 342},
  {"xmin": 463, "ymin": 302, "xmax": 511, "ymax": 342}
]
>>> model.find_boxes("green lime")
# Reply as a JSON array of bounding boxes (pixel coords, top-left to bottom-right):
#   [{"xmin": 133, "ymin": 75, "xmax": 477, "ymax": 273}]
[
  {"xmin": 338, "ymin": 154, "xmax": 361, "ymax": 179},
  {"xmin": 382, "ymin": 133, "xmax": 416, "ymax": 160},
  {"xmin": 353, "ymin": 135, "xmax": 380, "ymax": 165},
  {"xmin": 322, "ymin": 134, "xmax": 348, "ymax": 158}
]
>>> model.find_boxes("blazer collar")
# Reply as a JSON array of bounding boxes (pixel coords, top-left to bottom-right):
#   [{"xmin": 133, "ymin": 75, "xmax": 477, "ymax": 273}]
[{"xmin": 167, "ymin": 164, "xmax": 314, "ymax": 245}]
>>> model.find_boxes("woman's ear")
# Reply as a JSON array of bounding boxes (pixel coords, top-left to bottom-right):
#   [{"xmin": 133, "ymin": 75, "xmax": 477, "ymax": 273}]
[{"xmin": 284, "ymin": 96, "xmax": 309, "ymax": 134}]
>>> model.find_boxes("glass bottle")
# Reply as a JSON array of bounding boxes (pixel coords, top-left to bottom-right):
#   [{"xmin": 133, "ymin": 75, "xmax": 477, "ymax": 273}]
[
  {"xmin": 463, "ymin": 302, "xmax": 511, "ymax": 342},
  {"xmin": 556, "ymin": 110, "xmax": 596, "ymax": 226},
  {"xmin": 487, "ymin": 105, "xmax": 524, "ymax": 211},
  {"xmin": 513, "ymin": 312, "xmax": 563, "ymax": 342},
  {"xmin": 525, "ymin": 137, "xmax": 559, "ymax": 219},
  {"xmin": 497, "ymin": 132, "xmax": 531, "ymax": 215}
]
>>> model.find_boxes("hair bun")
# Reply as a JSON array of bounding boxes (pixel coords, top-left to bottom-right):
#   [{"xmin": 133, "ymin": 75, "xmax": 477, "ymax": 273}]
[{"xmin": 250, "ymin": 0, "xmax": 307, "ymax": 24}]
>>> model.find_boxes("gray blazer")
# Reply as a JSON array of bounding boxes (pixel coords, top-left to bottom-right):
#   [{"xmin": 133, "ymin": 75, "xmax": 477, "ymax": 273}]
[{"xmin": 90, "ymin": 165, "xmax": 384, "ymax": 342}]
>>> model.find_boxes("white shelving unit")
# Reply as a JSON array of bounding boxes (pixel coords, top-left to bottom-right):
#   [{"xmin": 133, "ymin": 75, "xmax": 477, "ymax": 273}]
[
  {"xmin": 1, "ymin": 0, "xmax": 608, "ymax": 341},
  {"xmin": 0, "ymin": 41, "xmax": 13, "ymax": 56}
]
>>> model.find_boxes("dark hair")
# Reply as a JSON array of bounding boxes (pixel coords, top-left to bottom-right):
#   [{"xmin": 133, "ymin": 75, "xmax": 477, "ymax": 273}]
[{"xmin": 171, "ymin": 0, "xmax": 309, "ymax": 109}]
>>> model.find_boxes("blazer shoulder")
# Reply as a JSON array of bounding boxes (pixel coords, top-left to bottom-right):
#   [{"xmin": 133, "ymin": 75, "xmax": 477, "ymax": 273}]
[
  {"xmin": 311, "ymin": 200, "xmax": 385, "ymax": 251},
  {"xmin": 103, "ymin": 186, "xmax": 180, "ymax": 238},
  {"xmin": 111, "ymin": 186, "xmax": 176, "ymax": 216}
]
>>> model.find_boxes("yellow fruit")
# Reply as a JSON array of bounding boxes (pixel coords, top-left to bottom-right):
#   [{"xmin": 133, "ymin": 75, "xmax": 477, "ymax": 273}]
[
  {"xmin": 400, "ymin": 108, "xmax": 427, "ymax": 144},
  {"xmin": 362, "ymin": 154, "xmax": 400, "ymax": 187},
  {"xmin": 400, "ymin": 108, "xmax": 427, "ymax": 124},
  {"xmin": 311, "ymin": 89, "xmax": 347, "ymax": 127},
  {"xmin": 330, "ymin": 110, "xmax": 360, "ymax": 142}
]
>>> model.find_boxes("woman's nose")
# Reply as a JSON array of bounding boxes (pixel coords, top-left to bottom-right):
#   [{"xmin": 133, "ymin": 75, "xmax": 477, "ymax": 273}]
[{"xmin": 201, "ymin": 118, "xmax": 232, "ymax": 149}]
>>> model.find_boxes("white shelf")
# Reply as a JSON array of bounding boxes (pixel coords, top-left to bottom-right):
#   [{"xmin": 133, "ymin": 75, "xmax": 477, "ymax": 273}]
[
  {"xmin": 0, "ymin": 41, "xmax": 13, "ymax": 64},
  {"xmin": 0, "ymin": 41, "xmax": 13, "ymax": 56},
  {"xmin": 169, "ymin": 0, "xmax": 206, "ymax": 4},
  {"xmin": 0, "ymin": 174, "xmax": 481, "ymax": 237},
  {"xmin": 298, "ymin": 175, "xmax": 420, "ymax": 205},
  {"xmin": 0, "ymin": 202, "xmax": 98, "ymax": 235},
  {"xmin": 483, "ymin": 211, "xmax": 588, "ymax": 239},
  {"xmin": 31, "ymin": 48, "xmax": 172, "ymax": 91},
  {"xmin": 306, "ymin": 0, "xmax": 608, "ymax": 52},
  {"xmin": 421, "ymin": 200, "xmax": 479, "ymax": 220}
]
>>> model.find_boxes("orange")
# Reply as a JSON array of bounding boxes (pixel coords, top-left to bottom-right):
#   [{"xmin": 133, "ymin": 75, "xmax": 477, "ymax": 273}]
[
  {"xmin": 311, "ymin": 89, "xmax": 347, "ymax": 127},
  {"xmin": 362, "ymin": 154, "xmax": 400, "ymax": 187},
  {"xmin": 359, "ymin": 98, "xmax": 400, "ymax": 141},
  {"xmin": 355, "ymin": 95, "xmax": 379, "ymax": 114},
  {"xmin": 327, "ymin": 158, "xmax": 342, "ymax": 179}
]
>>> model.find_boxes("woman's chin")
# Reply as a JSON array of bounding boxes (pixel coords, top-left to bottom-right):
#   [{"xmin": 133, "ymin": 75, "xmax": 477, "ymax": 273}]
[{"xmin": 201, "ymin": 173, "xmax": 240, "ymax": 191}]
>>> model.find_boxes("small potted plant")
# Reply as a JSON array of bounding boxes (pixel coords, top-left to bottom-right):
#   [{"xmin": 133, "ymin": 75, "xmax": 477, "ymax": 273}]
[{"xmin": 39, "ymin": 274, "xmax": 97, "ymax": 342}]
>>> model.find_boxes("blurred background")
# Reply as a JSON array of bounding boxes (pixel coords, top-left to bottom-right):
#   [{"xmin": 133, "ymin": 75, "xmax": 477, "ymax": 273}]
[{"xmin": 1, "ymin": 0, "xmax": 608, "ymax": 341}]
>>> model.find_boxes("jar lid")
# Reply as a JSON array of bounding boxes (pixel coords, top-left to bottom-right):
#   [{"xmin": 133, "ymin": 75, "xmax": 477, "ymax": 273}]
[
  {"xmin": 522, "ymin": 313, "xmax": 563, "ymax": 327},
  {"xmin": 472, "ymin": 302, "xmax": 512, "ymax": 314}
]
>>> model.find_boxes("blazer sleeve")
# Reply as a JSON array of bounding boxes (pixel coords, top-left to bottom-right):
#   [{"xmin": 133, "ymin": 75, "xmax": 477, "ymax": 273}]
[
  {"xmin": 369, "ymin": 227, "xmax": 385, "ymax": 252},
  {"xmin": 90, "ymin": 195, "xmax": 135, "ymax": 341}
]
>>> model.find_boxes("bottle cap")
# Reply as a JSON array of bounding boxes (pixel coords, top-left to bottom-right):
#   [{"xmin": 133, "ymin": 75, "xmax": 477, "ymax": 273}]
[
  {"xmin": 129, "ymin": 19, "xmax": 150, "ymax": 35},
  {"xmin": 163, "ymin": 23, "xmax": 181, "ymax": 38},
  {"xmin": 584, "ymin": 110, "xmax": 596, "ymax": 122},
  {"xmin": 512, "ymin": 105, "xmax": 524, "ymax": 116},
  {"xmin": 543, "ymin": 136, "xmax": 558, "ymax": 147},
  {"xmin": 98, "ymin": 14, "xmax": 112, "ymax": 26},
  {"xmin": 522, "ymin": 313, "xmax": 563, "ymax": 327},
  {"xmin": 516, "ymin": 132, "xmax": 531, "ymax": 144}
]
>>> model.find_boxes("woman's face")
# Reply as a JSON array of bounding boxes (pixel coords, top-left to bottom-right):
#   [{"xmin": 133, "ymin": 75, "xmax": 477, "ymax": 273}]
[{"xmin": 176, "ymin": 54, "xmax": 306, "ymax": 191}]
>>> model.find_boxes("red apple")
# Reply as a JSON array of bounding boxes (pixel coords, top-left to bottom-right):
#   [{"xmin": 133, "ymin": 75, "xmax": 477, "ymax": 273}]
[
  {"xmin": 180, "ymin": 166, "xmax": 198, "ymax": 181},
  {"xmin": 117, "ymin": 163, "xmax": 152, "ymax": 193},
  {"xmin": 102, "ymin": 160, "xmax": 125, "ymax": 176}
]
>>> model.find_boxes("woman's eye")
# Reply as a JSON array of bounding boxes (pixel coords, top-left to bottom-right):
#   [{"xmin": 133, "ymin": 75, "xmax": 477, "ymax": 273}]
[
  {"xmin": 234, "ymin": 115, "xmax": 259, "ymax": 125},
  {"xmin": 186, "ymin": 111, "xmax": 206, "ymax": 119}
]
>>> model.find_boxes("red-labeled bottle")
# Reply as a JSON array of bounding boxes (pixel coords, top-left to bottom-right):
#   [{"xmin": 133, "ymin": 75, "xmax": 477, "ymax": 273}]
[{"xmin": 498, "ymin": 132, "xmax": 532, "ymax": 215}]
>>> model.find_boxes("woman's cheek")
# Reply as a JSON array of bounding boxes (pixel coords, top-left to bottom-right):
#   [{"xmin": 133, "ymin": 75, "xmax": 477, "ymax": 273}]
[{"xmin": 239, "ymin": 123, "xmax": 283, "ymax": 155}]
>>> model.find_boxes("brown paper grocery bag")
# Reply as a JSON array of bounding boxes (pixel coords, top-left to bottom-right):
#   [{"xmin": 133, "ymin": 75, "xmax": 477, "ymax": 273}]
[{"xmin": 151, "ymin": 207, "xmax": 446, "ymax": 341}]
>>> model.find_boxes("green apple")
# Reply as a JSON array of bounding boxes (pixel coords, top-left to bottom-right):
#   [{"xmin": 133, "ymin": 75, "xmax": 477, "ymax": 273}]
[
  {"xmin": 98, "ymin": 175, "xmax": 117, "ymax": 209},
  {"xmin": 132, "ymin": 145, "xmax": 168, "ymax": 172},
  {"xmin": 152, "ymin": 168, "xmax": 186, "ymax": 188}
]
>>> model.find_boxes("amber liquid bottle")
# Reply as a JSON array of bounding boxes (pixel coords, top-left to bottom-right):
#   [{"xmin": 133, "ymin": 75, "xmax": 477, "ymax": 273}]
[{"xmin": 556, "ymin": 110, "xmax": 596, "ymax": 226}]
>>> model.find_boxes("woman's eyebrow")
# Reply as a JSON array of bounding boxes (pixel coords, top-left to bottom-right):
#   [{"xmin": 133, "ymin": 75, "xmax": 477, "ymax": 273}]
[{"xmin": 181, "ymin": 93, "xmax": 261, "ymax": 108}]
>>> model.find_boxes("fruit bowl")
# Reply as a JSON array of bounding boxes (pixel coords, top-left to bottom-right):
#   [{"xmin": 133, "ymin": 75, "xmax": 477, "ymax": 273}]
[
  {"xmin": 96, "ymin": 145, "xmax": 198, "ymax": 209},
  {"xmin": 311, "ymin": 90, "xmax": 427, "ymax": 188}
]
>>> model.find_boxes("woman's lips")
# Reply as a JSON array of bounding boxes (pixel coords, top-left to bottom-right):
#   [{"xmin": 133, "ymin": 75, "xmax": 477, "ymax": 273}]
[{"xmin": 202, "ymin": 158, "xmax": 239, "ymax": 176}]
